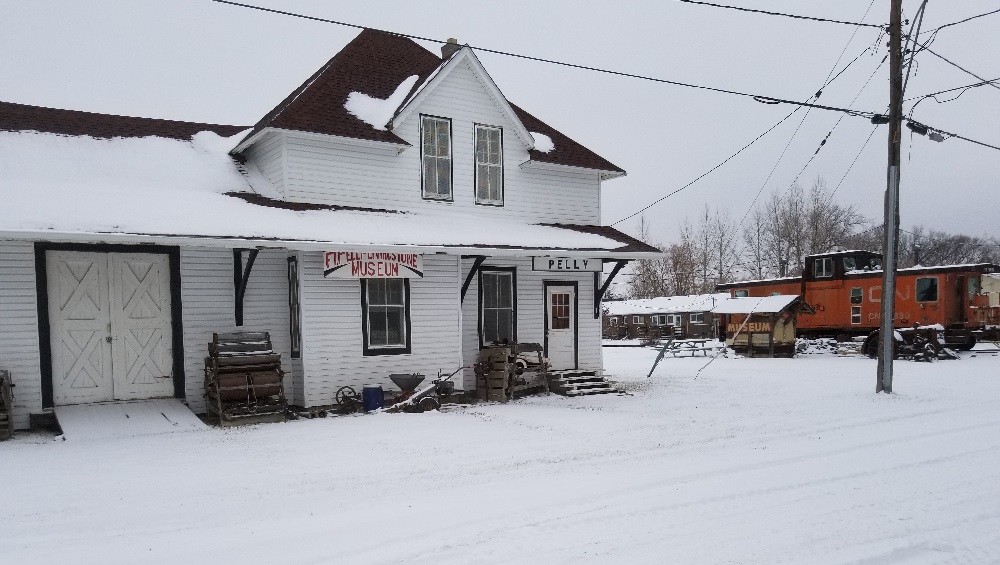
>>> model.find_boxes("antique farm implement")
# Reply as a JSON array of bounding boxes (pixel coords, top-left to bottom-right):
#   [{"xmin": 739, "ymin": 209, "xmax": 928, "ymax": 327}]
[{"xmin": 204, "ymin": 332, "xmax": 287, "ymax": 426}]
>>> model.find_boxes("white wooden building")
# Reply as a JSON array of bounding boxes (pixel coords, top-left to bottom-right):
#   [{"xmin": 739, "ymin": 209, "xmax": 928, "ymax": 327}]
[{"xmin": 0, "ymin": 30, "xmax": 660, "ymax": 430}]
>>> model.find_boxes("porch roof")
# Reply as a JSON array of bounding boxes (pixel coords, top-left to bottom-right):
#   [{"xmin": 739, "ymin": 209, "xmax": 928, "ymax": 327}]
[{"xmin": 0, "ymin": 129, "xmax": 659, "ymax": 259}]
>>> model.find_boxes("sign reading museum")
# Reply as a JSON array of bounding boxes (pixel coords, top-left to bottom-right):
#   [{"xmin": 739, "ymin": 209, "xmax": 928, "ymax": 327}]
[{"xmin": 324, "ymin": 252, "xmax": 424, "ymax": 278}]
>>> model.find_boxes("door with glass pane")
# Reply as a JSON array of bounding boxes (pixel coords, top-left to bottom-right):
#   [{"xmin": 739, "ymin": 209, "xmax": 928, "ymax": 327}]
[{"xmin": 546, "ymin": 285, "xmax": 576, "ymax": 370}]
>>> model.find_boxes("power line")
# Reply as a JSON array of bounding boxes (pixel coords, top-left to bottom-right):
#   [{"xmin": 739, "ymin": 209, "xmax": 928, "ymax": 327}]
[
  {"xmin": 904, "ymin": 76, "xmax": 1000, "ymax": 103},
  {"xmin": 911, "ymin": 41, "xmax": 1000, "ymax": 92},
  {"xmin": 673, "ymin": 0, "xmax": 885, "ymax": 29},
  {"xmin": 211, "ymin": 0, "xmax": 879, "ymax": 119},
  {"xmin": 919, "ymin": 7, "xmax": 1000, "ymax": 37},
  {"xmin": 610, "ymin": 106, "xmax": 802, "ymax": 226}
]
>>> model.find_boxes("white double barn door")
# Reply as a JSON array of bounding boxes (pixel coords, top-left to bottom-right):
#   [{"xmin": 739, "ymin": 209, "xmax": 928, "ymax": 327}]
[{"xmin": 47, "ymin": 251, "xmax": 174, "ymax": 405}]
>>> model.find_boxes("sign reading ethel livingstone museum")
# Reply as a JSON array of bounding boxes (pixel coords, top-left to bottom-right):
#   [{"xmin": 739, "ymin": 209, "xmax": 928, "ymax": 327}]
[
  {"xmin": 531, "ymin": 257, "xmax": 603, "ymax": 272},
  {"xmin": 324, "ymin": 252, "xmax": 424, "ymax": 278}
]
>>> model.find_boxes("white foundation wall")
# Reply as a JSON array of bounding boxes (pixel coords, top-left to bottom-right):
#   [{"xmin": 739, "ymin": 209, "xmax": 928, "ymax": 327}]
[
  {"xmin": 0, "ymin": 240, "xmax": 42, "ymax": 430},
  {"xmin": 179, "ymin": 247, "xmax": 295, "ymax": 413},
  {"xmin": 298, "ymin": 253, "xmax": 463, "ymax": 407},
  {"xmin": 460, "ymin": 257, "xmax": 603, "ymax": 389}
]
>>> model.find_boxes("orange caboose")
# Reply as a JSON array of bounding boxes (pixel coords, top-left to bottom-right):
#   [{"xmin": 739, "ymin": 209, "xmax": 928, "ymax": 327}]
[{"xmin": 718, "ymin": 250, "xmax": 1000, "ymax": 349}]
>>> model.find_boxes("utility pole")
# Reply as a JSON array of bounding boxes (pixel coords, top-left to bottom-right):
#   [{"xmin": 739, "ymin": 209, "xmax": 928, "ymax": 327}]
[{"xmin": 877, "ymin": 0, "xmax": 903, "ymax": 393}]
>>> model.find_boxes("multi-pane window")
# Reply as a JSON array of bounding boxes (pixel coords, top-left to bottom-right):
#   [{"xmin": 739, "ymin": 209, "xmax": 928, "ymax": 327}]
[
  {"xmin": 851, "ymin": 306, "xmax": 862, "ymax": 324},
  {"xmin": 633, "ymin": 315, "xmax": 642, "ymax": 325},
  {"xmin": 363, "ymin": 278, "xmax": 409, "ymax": 353},
  {"xmin": 815, "ymin": 257, "xmax": 833, "ymax": 278},
  {"xmin": 421, "ymin": 115, "xmax": 452, "ymax": 200},
  {"xmin": 850, "ymin": 287, "xmax": 863, "ymax": 305},
  {"xmin": 690, "ymin": 313, "xmax": 705, "ymax": 323},
  {"xmin": 287, "ymin": 257, "xmax": 301, "ymax": 359},
  {"xmin": 475, "ymin": 124, "xmax": 503, "ymax": 204},
  {"xmin": 610, "ymin": 316, "xmax": 618, "ymax": 326},
  {"xmin": 843, "ymin": 257, "xmax": 857, "ymax": 271},
  {"xmin": 551, "ymin": 293, "xmax": 570, "ymax": 329},
  {"xmin": 916, "ymin": 277, "xmax": 938, "ymax": 302},
  {"xmin": 652, "ymin": 314, "xmax": 667, "ymax": 326},
  {"xmin": 481, "ymin": 271, "xmax": 514, "ymax": 345}
]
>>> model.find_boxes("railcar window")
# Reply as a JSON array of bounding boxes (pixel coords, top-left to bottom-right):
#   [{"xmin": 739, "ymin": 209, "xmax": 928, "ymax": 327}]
[
  {"xmin": 844, "ymin": 257, "xmax": 856, "ymax": 271},
  {"xmin": 916, "ymin": 277, "xmax": 938, "ymax": 302},
  {"xmin": 814, "ymin": 257, "xmax": 833, "ymax": 278},
  {"xmin": 870, "ymin": 258, "xmax": 882, "ymax": 270},
  {"xmin": 850, "ymin": 287, "xmax": 863, "ymax": 305},
  {"xmin": 734, "ymin": 289, "xmax": 749, "ymax": 297},
  {"xmin": 969, "ymin": 277, "xmax": 980, "ymax": 297},
  {"xmin": 851, "ymin": 306, "xmax": 862, "ymax": 324}
]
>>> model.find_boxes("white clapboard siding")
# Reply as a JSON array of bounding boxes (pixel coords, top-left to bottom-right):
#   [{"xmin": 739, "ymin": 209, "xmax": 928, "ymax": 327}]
[
  {"xmin": 460, "ymin": 257, "xmax": 603, "ymax": 388},
  {"xmin": 274, "ymin": 59, "xmax": 602, "ymax": 225},
  {"xmin": 298, "ymin": 253, "xmax": 462, "ymax": 407},
  {"xmin": 243, "ymin": 130, "xmax": 285, "ymax": 198},
  {"xmin": 179, "ymin": 248, "xmax": 295, "ymax": 413},
  {"xmin": 0, "ymin": 240, "xmax": 42, "ymax": 430}
]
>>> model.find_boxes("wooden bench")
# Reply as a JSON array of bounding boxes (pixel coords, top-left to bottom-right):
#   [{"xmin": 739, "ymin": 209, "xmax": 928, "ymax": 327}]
[{"xmin": 204, "ymin": 332, "xmax": 287, "ymax": 427}]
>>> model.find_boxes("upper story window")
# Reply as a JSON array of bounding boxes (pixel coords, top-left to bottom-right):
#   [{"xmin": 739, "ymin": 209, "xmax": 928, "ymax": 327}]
[
  {"xmin": 475, "ymin": 124, "xmax": 503, "ymax": 205},
  {"xmin": 916, "ymin": 277, "xmax": 938, "ymax": 302},
  {"xmin": 814, "ymin": 257, "xmax": 834, "ymax": 278},
  {"xmin": 421, "ymin": 115, "xmax": 452, "ymax": 200}
]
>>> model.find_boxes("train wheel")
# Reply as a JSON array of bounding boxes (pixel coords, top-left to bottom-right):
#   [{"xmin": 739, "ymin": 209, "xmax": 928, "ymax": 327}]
[{"xmin": 954, "ymin": 334, "xmax": 977, "ymax": 351}]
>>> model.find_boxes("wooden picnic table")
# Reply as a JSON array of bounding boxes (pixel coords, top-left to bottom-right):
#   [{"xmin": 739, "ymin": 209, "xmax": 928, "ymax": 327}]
[{"xmin": 661, "ymin": 338, "xmax": 717, "ymax": 357}]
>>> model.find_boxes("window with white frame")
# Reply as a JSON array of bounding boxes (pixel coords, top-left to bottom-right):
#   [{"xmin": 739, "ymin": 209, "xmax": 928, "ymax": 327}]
[
  {"xmin": 814, "ymin": 257, "xmax": 834, "ymax": 278},
  {"xmin": 851, "ymin": 306, "xmax": 862, "ymax": 324},
  {"xmin": 475, "ymin": 124, "xmax": 503, "ymax": 205},
  {"xmin": 633, "ymin": 315, "xmax": 642, "ymax": 325},
  {"xmin": 916, "ymin": 277, "xmax": 939, "ymax": 302},
  {"xmin": 362, "ymin": 278, "xmax": 410, "ymax": 355},
  {"xmin": 690, "ymin": 312, "xmax": 705, "ymax": 323},
  {"xmin": 850, "ymin": 287, "xmax": 863, "ymax": 305},
  {"xmin": 421, "ymin": 115, "xmax": 452, "ymax": 200},
  {"xmin": 652, "ymin": 314, "xmax": 667, "ymax": 326},
  {"xmin": 481, "ymin": 270, "xmax": 515, "ymax": 345}
]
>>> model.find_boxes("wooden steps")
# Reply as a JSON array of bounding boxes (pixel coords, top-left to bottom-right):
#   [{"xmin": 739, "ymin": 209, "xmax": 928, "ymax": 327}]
[{"xmin": 547, "ymin": 370, "xmax": 619, "ymax": 397}]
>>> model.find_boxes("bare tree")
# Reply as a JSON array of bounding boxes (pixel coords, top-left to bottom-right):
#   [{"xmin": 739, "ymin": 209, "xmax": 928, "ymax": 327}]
[{"xmin": 627, "ymin": 216, "xmax": 666, "ymax": 299}]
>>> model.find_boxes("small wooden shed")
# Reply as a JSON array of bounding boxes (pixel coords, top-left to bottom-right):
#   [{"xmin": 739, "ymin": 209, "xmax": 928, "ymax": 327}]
[{"xmin": 712, "ymin": 295, "xmax": 813, "ymax": 357}]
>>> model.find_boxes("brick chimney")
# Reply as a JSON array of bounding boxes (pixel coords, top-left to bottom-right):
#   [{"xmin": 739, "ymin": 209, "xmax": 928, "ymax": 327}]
[{"xmin": 441, "ymin": 38, "xmax": 461, "ymax": 59}]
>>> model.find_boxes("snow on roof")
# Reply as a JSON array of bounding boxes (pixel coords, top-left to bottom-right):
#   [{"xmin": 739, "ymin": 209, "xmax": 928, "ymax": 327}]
[
  {"xmin": 711, "ymin": 295, "xmax": 799, "ymax": 315},
  {"xmin": 530, "ymin": 132, "xmax": 554, "ymax": 153},
  {"xmin": 0, "ymin": 130, "xmax": 649, "ymax": 255},
  {"xmin": 604, "ymin": 293, "xmax": 729, "ymax": 316},
  {"xmin": 345, "ymin": 75, "xmax": 419, "ymax": 131}
]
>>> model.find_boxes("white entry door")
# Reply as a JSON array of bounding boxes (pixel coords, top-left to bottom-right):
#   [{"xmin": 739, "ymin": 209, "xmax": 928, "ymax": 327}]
[
  {"xmin": 546, "ymin": 285, "xmax": 576, "ymax": 370},
  {"xmin": 48, "ymin": 251, "xmax": 174, "ymax": 404}
]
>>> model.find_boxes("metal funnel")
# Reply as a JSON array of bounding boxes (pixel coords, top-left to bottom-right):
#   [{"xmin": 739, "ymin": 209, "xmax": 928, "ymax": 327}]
[{"xmin": 389, "ymin": 373, "xmax": 425, "ymax": 392}]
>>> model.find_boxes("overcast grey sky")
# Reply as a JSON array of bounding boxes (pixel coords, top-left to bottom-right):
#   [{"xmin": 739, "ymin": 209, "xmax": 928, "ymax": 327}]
[{"xmin": 2, "ymin": 0, "xmax": 997, "ymax": 245}]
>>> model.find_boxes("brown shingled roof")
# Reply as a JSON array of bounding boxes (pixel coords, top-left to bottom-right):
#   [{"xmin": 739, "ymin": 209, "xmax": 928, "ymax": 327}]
[
  {"xmin": 0, "ymin": 100, "xmax": 245, "ymax": 140},
  {"xmin": 241, "ymin": 28, "xmax": 624, "ymax": 174},
  {"xmin": 543, "ymin": 224, "xmax": 662, "ymax": 254}
]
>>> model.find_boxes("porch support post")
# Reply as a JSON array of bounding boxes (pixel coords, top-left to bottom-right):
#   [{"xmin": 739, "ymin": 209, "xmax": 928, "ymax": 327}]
[
  {"xmin": 594, "ymin": 260, "xmax": 629, "ymax": 318},
  {"xmin": 460, "ymin": 255, "xmax": 487, "ymax": 303},
  {"xmin": 233, "ymin": 248, "xmax": 259, "ymax": 327}
]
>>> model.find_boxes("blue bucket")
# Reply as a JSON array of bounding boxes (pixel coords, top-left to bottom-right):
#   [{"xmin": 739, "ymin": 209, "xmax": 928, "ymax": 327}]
[{"xmin": 362, "ymin": 384, "xmax": 383, "ymax": 412}]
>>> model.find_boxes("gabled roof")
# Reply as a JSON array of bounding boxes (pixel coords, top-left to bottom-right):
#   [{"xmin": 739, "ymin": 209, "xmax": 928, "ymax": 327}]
[
  {"xmin": 235, "ymin": 29, "xmax": 624, "ymax": 175},
  {"xmin": 0, "ymin": 100, "xmax": 245, "ymax": 140},
  {"xmin": 390, "ymin": 46, "xmax": 535, "ymax": 148}
]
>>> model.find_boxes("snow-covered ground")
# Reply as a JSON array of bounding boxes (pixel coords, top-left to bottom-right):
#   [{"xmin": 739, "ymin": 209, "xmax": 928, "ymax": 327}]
[{"xmin": 3, "ymin": 347, "xmax": 1000, "ymax": 564}]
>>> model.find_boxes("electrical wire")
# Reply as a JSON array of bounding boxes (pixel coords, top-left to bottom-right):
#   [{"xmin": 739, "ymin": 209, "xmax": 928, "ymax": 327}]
[
  {"xmin": 904, "ymin": 76, "xmax": 1000, "ymax": 103},
  {"xmin": 918, "ymin": 7, "xmax": 1000, "ymax": 38},
  {"xmin": 673, "ymin": 0, "xmax": 885, "ymax": 29},
  {"xmin": 211, "ymin": 0, "xmax": 879, "ymax": 119}
]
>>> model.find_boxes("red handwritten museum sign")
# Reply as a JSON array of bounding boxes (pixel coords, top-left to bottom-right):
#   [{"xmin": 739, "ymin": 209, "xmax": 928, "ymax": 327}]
[{"xmin": 323, "ymin": 252, "xmax": 424, "ymax": 279}]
